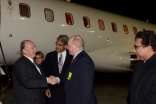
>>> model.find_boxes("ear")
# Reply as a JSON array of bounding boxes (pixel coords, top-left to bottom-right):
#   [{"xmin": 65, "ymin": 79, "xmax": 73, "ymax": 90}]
[
  {"xmin": 22, "ymin": 48, "xmax": 26, "ymax": 54},
  {"xmin": 148, "ymin": 46, "xmax": 152, "ymax": 52},
  {"xmin": 73, "ymin": 44, "xmax": 78, "ymax": 50}
]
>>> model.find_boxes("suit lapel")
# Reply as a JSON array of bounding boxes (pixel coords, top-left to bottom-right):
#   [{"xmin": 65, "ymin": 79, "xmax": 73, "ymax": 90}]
[
  {"xmin": 23, "ymin": 56, "xmax": 42, "ymax": 76},
  {"xmin": 40, "ymin": 68, "xmax": 45, "ymax": 77},
  {"xmin": 54, "ymin": 52, "xmax": 60, "ymax": 74}
]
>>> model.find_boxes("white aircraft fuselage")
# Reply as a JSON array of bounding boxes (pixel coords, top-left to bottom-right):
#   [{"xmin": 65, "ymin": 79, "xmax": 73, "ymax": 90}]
[{"xmin": 1, "ymin": 0, "xmax": 156, "ymax": 72}]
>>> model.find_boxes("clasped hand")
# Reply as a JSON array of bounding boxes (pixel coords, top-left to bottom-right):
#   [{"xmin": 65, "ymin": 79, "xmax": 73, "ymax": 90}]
[{"xmin": 47, "ymin": 75, "xmax": 58, "ymax": 85}]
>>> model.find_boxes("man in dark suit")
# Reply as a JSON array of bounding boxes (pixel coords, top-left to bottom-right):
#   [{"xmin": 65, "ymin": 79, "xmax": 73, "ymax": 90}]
[
  {"xmin": 11, "ymin": 40, "xmax": 57, "ymax": 104},
  {"xmin": 44, "ymin": 35, "xmax": 72, "ymax": 104},
  {"xmin": 58, "ymin": 35, "xmax": 97, "ymax": 104},
  {"xmin": 127, "ymin": 30, "xmax": 156, "ymax": 104}
]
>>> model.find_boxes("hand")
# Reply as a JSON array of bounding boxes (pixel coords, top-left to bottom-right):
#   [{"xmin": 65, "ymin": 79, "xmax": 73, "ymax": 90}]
[
  {"xmin": 45, "ymin": 89, "xmax": 51, "ymax": 98},
  {"xmin": 47, "ymin": 75, "xmax": 58, "ymax": 85}
]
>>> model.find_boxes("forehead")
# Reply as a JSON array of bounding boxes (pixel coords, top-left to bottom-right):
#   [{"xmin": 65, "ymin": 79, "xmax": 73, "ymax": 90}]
[
  {"xmin": 56, "ymin": 39, "xmax": 63, "ymax": 43},
  {"xmin": 36, "ymin": 55, "xmax": 41, "ymax": 57},
  {"xmin": 135, "ymin": 38, "xmax": 142, "ymax": 44},
  {"xmin": 25, "ymin": 41, "xmax": 35, "ymax": 47}
]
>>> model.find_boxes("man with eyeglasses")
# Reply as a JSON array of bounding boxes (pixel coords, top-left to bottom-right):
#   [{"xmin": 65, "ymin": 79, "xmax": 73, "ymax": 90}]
[
  {"xmin": 127, "ymin": 30, "xmax": 156, "ymax": 104},
  {"xmin": 44, "ymin": 35, "xmax": 72, "ymax": 104}
]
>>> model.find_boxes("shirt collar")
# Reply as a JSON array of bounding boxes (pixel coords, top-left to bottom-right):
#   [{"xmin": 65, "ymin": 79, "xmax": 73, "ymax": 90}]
[
  {"xmin": 58, "ymin": 50, "xmax": 66, "ymax": 55},
  {"xmin": 143, "ymin": 53, "xmax": 156, "ymax": 70},
  {"xmin": 24, "ymin": 55, "xmax": 34, "ymax": 63},
  {"xmin": 73, "ymin": 50, "xmax": 83, "ymax": 59}
]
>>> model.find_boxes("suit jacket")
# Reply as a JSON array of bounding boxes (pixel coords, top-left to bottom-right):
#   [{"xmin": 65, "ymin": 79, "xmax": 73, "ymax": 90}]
[
  {"xmin": 11, "ymin": 56, "xmax": 48, "ymax": 104},
  {"xmin": 44, "ymin": 50, "xmax": 72, "ymax": 104},
  {"xmin": 127, "ymin": 53, "xmax": 156, "ymax": 104},
  {"xmin": 63, "ymin": 51, "xmax": 97, "ymax": 104}
]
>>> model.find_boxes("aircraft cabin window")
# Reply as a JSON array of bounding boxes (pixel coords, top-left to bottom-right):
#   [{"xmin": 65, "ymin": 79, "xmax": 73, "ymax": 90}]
[
  {"xmin": 123, "ymin": 25, "xmax": 129, "ymax": 34},
  {"xmin": 83, "ymin": 16, "xmax": 90, "ymax": 28},
  {"xmin": 111, "ymin": 22, "xmax": 117, "ymax": 32},
  {"xmin": 98, "ymin": 19, "xmax": 105, "ymax": 30},
  {"xmin": 133, "ymin": 27, "xmax": 138, "ymax": 35},
  {"xmin": 65, "ymin": 13, "xmax": 73, "ymax": 25},
  {"xmin": 19, "ymin": 3, "xmax": 30, "ymax": 18},
  {"xmin": 44, "ymin": 8, "xmax": 54, "ymax": 22}
]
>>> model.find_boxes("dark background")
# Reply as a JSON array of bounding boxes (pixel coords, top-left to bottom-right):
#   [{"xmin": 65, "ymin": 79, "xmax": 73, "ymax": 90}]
[{"xmin": 71, "ymin": 0, "xmax": 156, "ymax": 24}]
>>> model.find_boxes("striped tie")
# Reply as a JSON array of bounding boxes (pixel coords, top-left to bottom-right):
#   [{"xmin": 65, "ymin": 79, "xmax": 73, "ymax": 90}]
[{"xmin": 58, "ymin": 54, "xmax": 63, "ymax": 73}]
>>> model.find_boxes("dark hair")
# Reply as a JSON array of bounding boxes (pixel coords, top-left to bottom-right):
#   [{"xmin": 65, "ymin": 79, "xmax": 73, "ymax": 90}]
[
  {"xmin": 135, "ymin": 30, "xmax": 156, "ymax": 51},
  {"xmin": 57, "ymin": 34, "xmax": 69, "ymax": 45}
]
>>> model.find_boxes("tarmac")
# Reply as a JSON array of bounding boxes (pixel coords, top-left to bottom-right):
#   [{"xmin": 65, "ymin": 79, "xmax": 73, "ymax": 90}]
[{"xmin": 0, "ymin": 71, "xmax": 133, "ymax": 104}]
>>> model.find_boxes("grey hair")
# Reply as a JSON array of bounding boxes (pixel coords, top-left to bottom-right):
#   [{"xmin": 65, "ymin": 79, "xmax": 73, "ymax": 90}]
[{"xmin": 57, "ymin": 34, "xmax": 69, "ymax": 45}]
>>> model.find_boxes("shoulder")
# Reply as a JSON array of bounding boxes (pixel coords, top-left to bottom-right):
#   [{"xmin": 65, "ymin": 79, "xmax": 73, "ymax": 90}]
[
  {"xmin": 14, "ymin": 56, "xmax": 30, "ymax": 67},
  {"xmin": 78, "ymin": 51, "xmax": 90, "ymax": 59},
  {"xmin": 77, "ymin": 51, "xmax": 94, "ymax": 63},
  {"xmin": 15, "ymin": 56, "xmax": 27, "ymax": 63}
]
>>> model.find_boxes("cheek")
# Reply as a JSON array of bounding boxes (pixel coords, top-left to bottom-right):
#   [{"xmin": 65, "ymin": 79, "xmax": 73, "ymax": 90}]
[{"xmin": 56, "ymin": 47, "xmax": 60, "ymax": 51}]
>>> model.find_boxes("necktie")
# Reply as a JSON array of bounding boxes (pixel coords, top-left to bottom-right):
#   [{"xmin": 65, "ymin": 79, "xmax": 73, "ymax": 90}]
[
  {"xmin": 33, "ymin": 62, "xmax": 42, "ymax": 75},
  {"xmin": 58, "ymin": 54, "xmax": 63, "ymax": 74}
]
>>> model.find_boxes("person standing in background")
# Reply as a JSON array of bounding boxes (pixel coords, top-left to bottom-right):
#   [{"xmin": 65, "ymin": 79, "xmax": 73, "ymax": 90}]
[{"xmin": 34, "ymin": 51, "xmax": 45, "ymax": 71}]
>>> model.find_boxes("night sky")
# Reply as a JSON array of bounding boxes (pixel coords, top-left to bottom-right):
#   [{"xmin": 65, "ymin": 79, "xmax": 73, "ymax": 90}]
[{"xmin": 70, "ymin": 0, "xmax": 156, "ymax": 24}]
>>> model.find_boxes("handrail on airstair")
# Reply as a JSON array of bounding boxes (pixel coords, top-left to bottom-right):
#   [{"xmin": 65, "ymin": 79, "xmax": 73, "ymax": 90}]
[{"xmin": 0, "ymin": 41, "xmax": 11, "ymax": 103}]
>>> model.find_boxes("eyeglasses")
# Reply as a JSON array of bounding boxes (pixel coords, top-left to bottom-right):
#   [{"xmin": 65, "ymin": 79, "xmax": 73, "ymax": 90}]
[
  {"xmin": 55, "ymin": 42, "xmax": 64, "ymax": 46},
  {"xmin": 134, "ymin": 45, "xmax": 145, "ymax": 50}
]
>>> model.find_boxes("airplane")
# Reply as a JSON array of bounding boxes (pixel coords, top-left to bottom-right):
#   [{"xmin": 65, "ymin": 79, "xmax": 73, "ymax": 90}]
[{"xmin": 1, "ymin": 0, "xmax": 156, "ymax": 77}]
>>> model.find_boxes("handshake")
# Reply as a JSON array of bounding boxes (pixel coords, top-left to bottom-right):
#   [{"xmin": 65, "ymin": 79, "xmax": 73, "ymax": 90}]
[{"xmin": 47, "ymin": 75, "xmax": 58, "ymax": 85}]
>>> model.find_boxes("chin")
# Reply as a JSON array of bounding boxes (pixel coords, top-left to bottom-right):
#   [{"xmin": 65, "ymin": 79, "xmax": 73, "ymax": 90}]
[{"xmin": 55, "ymin": 50, "xmax": 59, "ymax": 52}]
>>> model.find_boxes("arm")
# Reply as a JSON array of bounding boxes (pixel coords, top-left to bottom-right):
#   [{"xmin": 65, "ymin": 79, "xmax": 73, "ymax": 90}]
[
  {"xmin": 45, "ymin": 88, "xmax": 51, "ymax": 98},
  {"xmin": 14, "ymin": 63, "xmax": 48, "ymax": 88},
  {"xmin": 140, "ymin": 76, "xmax": 156, "ymax": 104}
]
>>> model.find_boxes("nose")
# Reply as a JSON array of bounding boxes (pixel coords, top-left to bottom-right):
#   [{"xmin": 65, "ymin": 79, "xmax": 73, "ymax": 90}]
[{"xmin": 133, "ymin": 48, "xmax": 136, "ymax": 52}]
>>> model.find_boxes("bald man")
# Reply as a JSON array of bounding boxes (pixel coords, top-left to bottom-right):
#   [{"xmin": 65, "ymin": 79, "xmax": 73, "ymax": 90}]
[
  {"xmin": 11, "ymin": 40, "xmax": 57, "ymax": 104},
  {"xmin": 59, "ymin": 35, "xmax": 97, "ymax": 104}
]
